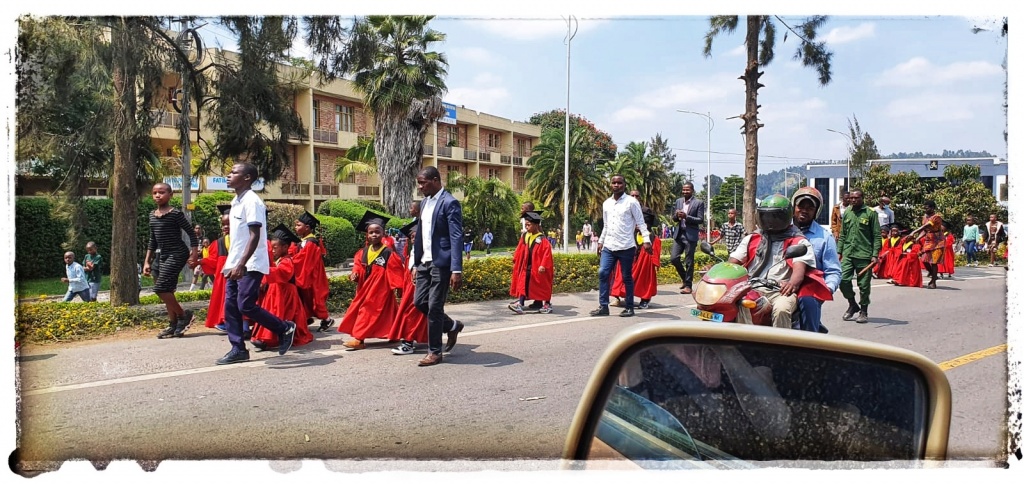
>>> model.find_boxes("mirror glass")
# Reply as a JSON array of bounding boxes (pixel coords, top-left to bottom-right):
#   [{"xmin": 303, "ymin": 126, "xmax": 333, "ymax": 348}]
[
  {"xmin": 783, "ymin": 244, "xmax": 808, "ymax": 259},
  {"xmin": 588, "ymin": 340, "xmax": 929, "ymax": 466},
  {"xmin": 700, "ymin": 241, "xmax": 714, "ymax": 255}
]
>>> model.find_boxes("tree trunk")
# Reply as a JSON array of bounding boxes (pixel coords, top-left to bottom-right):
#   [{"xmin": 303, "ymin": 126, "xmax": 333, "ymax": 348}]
[
  {"xmin": 741, "ymin": 16, "xmax": 765, "ymax": 234},
  {"xmin": 375, "ymin": 97, "xmax": 444, "ymax": 218},
  {"xmin": 109, "ymin": 19, "xmax": 140, "ymax": 306}
]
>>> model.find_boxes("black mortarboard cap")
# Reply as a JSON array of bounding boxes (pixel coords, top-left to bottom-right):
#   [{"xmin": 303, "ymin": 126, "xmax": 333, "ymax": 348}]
[
  {"xmin": 356, "ymin": 211, "xmax": 391, "ymax": 233},
  {"xmin": 270, "ymin": 224, "xmax": 301, "ymax": 245},
  {"xmin": 398, "ymin": 220, "xmax": 418, "ymax": 238},
  {"xmin": 298, "ymin": 211, "xmax": 320, "ymax": 229},
  {"xmin": 216, "ymin": 203, "xmax": 232, "ymax": 215},
  {"xmin": 523, "ymin": 211, "xmax": 544, "ymax": 224}
]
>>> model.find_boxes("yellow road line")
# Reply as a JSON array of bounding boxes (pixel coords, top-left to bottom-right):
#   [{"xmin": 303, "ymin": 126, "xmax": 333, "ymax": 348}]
[{"xmin": 938, "ymin": 344, "xmax": 1007, "ymax": 371}]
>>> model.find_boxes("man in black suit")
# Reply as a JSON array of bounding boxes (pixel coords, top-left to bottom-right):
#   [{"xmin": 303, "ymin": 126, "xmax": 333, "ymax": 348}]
[{"xmin": 671, "ymin": 182, "xmax": 705, "ymax": 294}]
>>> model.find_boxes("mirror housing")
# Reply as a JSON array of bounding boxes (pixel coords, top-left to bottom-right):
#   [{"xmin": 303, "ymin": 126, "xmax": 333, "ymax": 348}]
[
  {"xmin": 699, "ymin": 241, "xmax": 714, "ymax": 255},
  {"xmin": 783, "ymin": 244, "xmax": 808, "ymax": 259},
  {"xmin": 562, "ymin": 322, "xmax": 951, "ymax": 467}
]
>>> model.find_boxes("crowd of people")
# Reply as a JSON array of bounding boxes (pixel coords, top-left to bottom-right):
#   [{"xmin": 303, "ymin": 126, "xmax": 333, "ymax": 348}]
[{"xmin": 57, "ymin": 168, "xmax": 1009, "ymax": 366}]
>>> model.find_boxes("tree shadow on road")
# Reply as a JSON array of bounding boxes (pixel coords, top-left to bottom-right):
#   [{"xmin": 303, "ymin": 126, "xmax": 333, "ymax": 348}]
[
  {"xmin": 444, "ymin": 345, "xmax": 523, "ymax": 368},
  {"xmin": 867, "ymin": 317, "xmax": 910, "ymax": 328},
  {"xmin": 15, "ymin": 353, "xmax": 57, "ymax": 363},
  {"xmin": 262, "ymin": 353, "xmax": 343, "ymax": 369}
]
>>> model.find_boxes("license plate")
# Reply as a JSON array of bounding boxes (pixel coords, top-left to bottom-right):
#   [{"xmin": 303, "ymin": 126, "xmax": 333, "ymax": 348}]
[{"xmin": 691, "ymin": 308, "xmax": 725, "ymax": 322}]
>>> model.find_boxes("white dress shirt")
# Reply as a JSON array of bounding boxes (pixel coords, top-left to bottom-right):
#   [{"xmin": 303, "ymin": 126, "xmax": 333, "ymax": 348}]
[
  {"xmin": 223, "ymin": 189, "xmax": 270, "ymax": 275},
  {"xmin": 419, "ymin": 189, "xmax": 443, "ymax": 264},
  {"xmin": 597, "ymin": 193, "xmax": 650, "ymax": 251}
]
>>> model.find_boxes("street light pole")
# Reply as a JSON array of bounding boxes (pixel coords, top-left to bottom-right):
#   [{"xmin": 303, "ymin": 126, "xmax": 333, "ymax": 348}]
[
  {"xmin": 562, "ymin": 15, "xmax": 577, "ymax": 254},
  {"xmin": 826, "ymin": 128, "xmax": 854, "ymax": 194},
  {"xmin": 677, "ymin": 110, "xmax": 714, "ymax": 233}
]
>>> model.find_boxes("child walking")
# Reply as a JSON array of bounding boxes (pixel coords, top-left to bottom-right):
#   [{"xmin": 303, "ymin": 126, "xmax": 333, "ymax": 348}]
[
  {"xmin": 293, "ymin": 211, "xmax": 336, "ymax": 332},
  {"xmin": 388, "ymin": 204, "xmax": 428, "ymax": 355},
  {"xmin": 250, "ymin": 225, "xmax": 314, "ymax": 352},
  {"xmin": 338, "ymin": 212, "xmax": 406, "ymax": 350},
  {"xmin": 143, "ymin": 182, "xmax": 200, "ymax": 338},
  {"xmin": 83, "ymin": 241, "xmax": 103, "ymax": 302},
  {"xmin": 508, "ymin": 211, "xmax": 554, "ymax": 314},
  {"xmin": 61, "ymin": 251, "xmax": 91, "ymax": 302}
]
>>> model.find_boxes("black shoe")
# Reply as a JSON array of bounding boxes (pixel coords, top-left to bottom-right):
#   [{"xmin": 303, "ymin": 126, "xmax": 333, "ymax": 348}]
[
  {"xmin": 818, "ymin": 324, "xmax": 829, "ymax": 334},
  {"xmin": 637, "ymin": 301, "xmax": 650, "ymax": 310},
  {"xmin": 251, "ymin": 340, "xmax": 267, "ymax": 352},
  {"xmin": 173, "ymin": 310, "xmax": 195, "ymax": 337},
  {"xmin": 620, "ymin": 308, "xmax": 635, "ymax": 318},
  {"xmin": 856, "ymin": 309, "xmax": 869, "ymax": 324},
  {"xmin": 278, "ymin": 321, "xmax": 296, "ymax": 356},
  {"xmin": 842, "ymin": 302, "xmax": 860, "ymax": 321},
  {"xmin": 157, "ymin": 325, "xmax": 176, "ymax": 339},
  {"xmin": 444, "ymin": 320, "xmax": 464, "ymax": 353},
  {"xmin": 590, "ymin": 306, "xmax": 610, "ymax": 316},
  {"xmin": 527, "ymin": 301, "xmax": 543, "ymax": 310},
  {"xmin": 216, "ymin": 347, "xmax": 250, "ymax": 365},
  {"xmin": 318, "ymin": 317, "xmax": 336, "ymax": 333}
]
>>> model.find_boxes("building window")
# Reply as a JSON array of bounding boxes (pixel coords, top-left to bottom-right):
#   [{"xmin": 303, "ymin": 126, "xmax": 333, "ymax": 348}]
[
  {"xmin": 488, "ymin": 168, "xmax": 500, "ymax": 180},
  {"xmin": 87, "ymin": 187, "xmax": 108, "ymax": 197},
  {"xmin": 487, "ymin": 132, "xmax": 501, "ymax": 149},
  {"xmin": 358, "ymin": 185, "xmax": 380, "ymax": 197},
  {"xmin": 447, "ymin": 126, "xmax": 459, "ymax": 147},
  {"xmin": 445, "ymin": 164, "xmax": 462, "ymax": 184},
  {"xmin": 337, "ymin": 104, "xmax": 354, "ymax": 132},
  {"xmin": 514, "ymin": 171, "xmax": 526, "ymax": 191},
  {"xmin": 314, "ymin": 152, "xmax": 321, "ymax": 182},
  {"xmin": 313, "ymin": 100, "xmax": 321, "ymax": 129},
  {"xmin": 515, "ymin": 138, "xmax": 531, "ymax": 156}
]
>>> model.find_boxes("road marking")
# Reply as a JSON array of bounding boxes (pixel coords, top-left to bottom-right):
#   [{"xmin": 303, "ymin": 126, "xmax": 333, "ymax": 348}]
[{"xmin": 938, "ymin": 344, "xmax": 1007, "ymax": 371}]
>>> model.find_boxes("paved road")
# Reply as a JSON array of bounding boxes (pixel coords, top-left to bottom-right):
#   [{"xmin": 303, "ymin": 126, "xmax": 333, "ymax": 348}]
[{"xmin": 14, "ymin": 265, "xmax": 1012, "ymax": 471}]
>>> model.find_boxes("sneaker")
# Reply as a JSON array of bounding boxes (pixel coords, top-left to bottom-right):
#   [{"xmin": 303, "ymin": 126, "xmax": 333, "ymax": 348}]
[
  {"xmin": 842, "ymin": 302, "xmax": 860, "ymax": 321},
  {"xmin": 173, "ymin": 309, "xmax": 195, "ymax": 337},
  {"xmin": 508, "ymin": 302, "xmax": 525, "ymax": 315},
  {"xmin": 856, "ymin": 309, "xmax": 869, "ymax": 324},
  {"xmin": 216, "ymin": 347, "xmax": 250, "ymax": 365},
  {"xmin": 391, "ymin": 341, "xmax": 415, "ymax": 355},
  {"xmin": 214, "ymin": 323, "xmax": 228, "ymax": 333},
  {"xmin": 527, "ymin": 300, "xmax": 543, "ymax": 310},
  {"xmin": 277, "ymin": 321, "xmax": 296, "ymax": 356},
  {"xmin": 589, "ymin": 306, "xmax": 610, "ymax": 317},
  {"xmin": 619, "ymin": 308, "xmax": 635, "ymax": 318},
  {"xmin": 539, "ymin": 303, "xmax": 552, "ymax": 314},
  {"xmin": 638, "ymin": 301, "xmax": 650, "ymax": 310},
  {"xmin": 156, "ymin": 326, "xmax": 176, "ymax": 339},
  {"xmin": 318, "ymin": 317, "xmax": 336, "ymax": 333}
]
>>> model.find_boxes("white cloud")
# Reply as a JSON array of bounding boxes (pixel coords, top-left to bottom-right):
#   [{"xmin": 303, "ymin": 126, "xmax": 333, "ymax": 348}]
[
  {"xmin": 875, "ymin": 57, "xmax": 1003, "ymax": 88},
  {"xmin": 447, "ymin": 47, "xmax": 493, "ymax": 65},
  {"xmin": 725, "ymin": 44, "xmax": 746, "ymax": 57},
  {"xmin": 630, "ymin": 74, "xmax": 744, "ymax": 110},
  {"xmin": 610, "ymin": 106, "xmax": 656, "ymax": 123},
  {"xmin": 466, "ymin": 18, "xmax": 609, "ymax": 41},
  {"xmin": 446, "ymin": 70, "xmax": 511, "ymax": 114},
  {"xmin": 821, "ymin": 22, "xmax": 876, "ymax": 44},
  {"xmin": 883, "ymin": 92, "xmax": 992, "ymax": 122},
  {"xmin": 759, "ymin": 97, "xmax": 828, "ymax": 124},
  {"xmin": 471, "ymin": 72, "xmax": 503, "ymax": 85}
]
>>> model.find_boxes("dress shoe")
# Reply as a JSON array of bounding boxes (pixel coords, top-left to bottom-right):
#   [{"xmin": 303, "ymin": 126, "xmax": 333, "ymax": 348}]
[
  {"xmin": 620, "ymin": 308, "xmax": 635, "ymax": 317},
  {"xmin": 680, "ymin": 287, "xmax": 692, "ymax": 295},
  {"xmin": 216, "ymin": 347, "xmax": 250, "ymax": 365},
  {"xmin": 444, "ymin": 320, "xmax": 464, "ymax": 352},
  {"xmin": 418, "ymin": 352, "xmax": 443, "ymax": 366},
  {"xmin": 589, "ymin": 306, "xmax": 610, "ymax": 317},
  {"xmin": 343, "ymin": 339, "xmax": 365, "ymax": 351}
]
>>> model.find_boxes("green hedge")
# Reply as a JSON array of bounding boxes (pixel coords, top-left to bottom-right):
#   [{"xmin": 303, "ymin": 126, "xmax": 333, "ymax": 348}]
[
  {"xmin": 318, "ymin": 215, "xmax": 359, "ymax": 266},
  {"xmin": 15, "ymin": 198, "xmax": 67, "ymax": 279},
  {"xmin": 317, "ymin": 199, "xmax": 382, "ymax": 227}
]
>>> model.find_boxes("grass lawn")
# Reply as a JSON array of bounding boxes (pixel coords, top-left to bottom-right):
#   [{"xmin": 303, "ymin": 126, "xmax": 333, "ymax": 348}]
[{"xmin": 16, "ymin": 273, "xmax": 183, "ymax": 298}]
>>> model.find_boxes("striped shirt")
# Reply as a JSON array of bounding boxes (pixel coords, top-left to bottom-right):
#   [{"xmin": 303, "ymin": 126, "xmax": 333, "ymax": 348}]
[{"xmin": 148, "ymin": 208, "xmax": 199, "ymax": 255}]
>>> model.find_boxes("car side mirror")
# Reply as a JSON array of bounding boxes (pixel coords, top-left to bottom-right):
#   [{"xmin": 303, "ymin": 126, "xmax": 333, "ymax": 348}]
[
  {"xmin": 562, "ymin": 322, "xmax": 951, "ymax": 468},
  {"xmin": 783, "ymin": 244, "xmax": 808, "ymax": 259},
  {"xmin": 699, "ymin": 241, "xmax": 714, "ymax": 255}
]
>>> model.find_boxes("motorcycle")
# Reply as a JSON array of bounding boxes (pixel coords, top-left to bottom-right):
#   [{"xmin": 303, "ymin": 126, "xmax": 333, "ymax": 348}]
[{"xmin": 689, "ymin": 241, "xmax": 808, "ymax": 326}]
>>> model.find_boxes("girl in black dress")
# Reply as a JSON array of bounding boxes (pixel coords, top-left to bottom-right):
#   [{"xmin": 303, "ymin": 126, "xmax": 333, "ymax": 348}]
[{"xmin": 143, "ymin": 183, "xmax": 200, "ymax": 338}]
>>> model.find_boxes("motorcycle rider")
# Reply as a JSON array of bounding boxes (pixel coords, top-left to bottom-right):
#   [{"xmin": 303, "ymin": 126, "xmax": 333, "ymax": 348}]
[
  {"xmin": 727, "ymin": 194, "xmax": 832, "ymax": 328},
  {"xmin": 791, "ymin": 187, "xmax": 842, "ymax": 333}
]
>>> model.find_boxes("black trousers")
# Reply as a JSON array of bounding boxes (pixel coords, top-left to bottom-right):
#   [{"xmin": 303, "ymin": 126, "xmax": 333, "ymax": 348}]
[
  {"xmin": 670, "ymin": 237, "xmax": 697, "ymax": 288},
  {"xmin": 413, "ymin": 262, "xmax": 457, "ymax": 355}
]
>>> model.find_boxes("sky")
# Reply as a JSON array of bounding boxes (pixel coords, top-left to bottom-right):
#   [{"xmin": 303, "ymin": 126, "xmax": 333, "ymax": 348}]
[{"xmin": 181, "ymin": 9, "xmax": 1010, "ymax": 192}]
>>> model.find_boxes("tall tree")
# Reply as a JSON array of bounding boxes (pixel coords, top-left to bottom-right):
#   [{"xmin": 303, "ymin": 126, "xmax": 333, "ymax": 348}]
[
  {"xmin": 321, "ymin": 15, "xmax": 448, "ymax": 217},
  {"xmin": 704, "ymin": 15, "xmax": 834, "ymax": 232},
  {"xmin": 648, "ymin": 133, "xmax": 676, "ymax": 171},
  {"xmin": 524, "ymin": 127, "xmax": 607, "ymax": 223},
  {"xmin": 845, "ymin": 114, "xmax": 881, "ymax": 185},
  {"xmin": 711, "ymin": 175, "xmax": 746, "ymax": 224},
  {"xmin": 446, "ymin": 174, "xmax": 521, "ymax": 246},
  {"xmin": 334, "ymin": 135, "xmax": 378, "ymax": 183},
  {"xmin": 527, "ymin": 110, "xmax": 617, "ymax": 162},
  {"xmin": 601, "ymin": 141, "xmax": 671, "ymax": 212}
]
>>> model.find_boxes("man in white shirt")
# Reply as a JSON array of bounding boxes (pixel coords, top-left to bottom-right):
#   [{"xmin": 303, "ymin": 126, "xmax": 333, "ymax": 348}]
[
  {"xmin": 874, "ymin": 196, "xmax": 894, "ymax": 232},
  {"xmin": 217, "ymin": 162, "xmax": 297, "ymax": 365},
  {"xmin": 582, "ymin": 221, "xmax": 593, "ymax": 251},
  {"xmin": 591, "ymin": 174, "xmax": 652, "ymax": 318}
]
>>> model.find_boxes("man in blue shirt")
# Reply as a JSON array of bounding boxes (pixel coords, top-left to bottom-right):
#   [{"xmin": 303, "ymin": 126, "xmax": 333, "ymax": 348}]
[
  {"xmin": 792, "ymin": 187, "xmax": 841, "ymax": 333},
  {"xmin": 482, "ymin": 228, "xmax": 494, "ymax": 255}
]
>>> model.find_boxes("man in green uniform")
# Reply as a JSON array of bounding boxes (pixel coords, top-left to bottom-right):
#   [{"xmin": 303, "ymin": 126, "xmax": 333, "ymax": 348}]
[{"xmin": 835, "ymin": 189, "xmax": 881, "ymax": 323}]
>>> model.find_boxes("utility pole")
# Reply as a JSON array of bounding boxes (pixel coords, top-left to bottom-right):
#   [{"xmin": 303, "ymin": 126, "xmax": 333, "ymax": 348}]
[{"xmin": 686, "ymin": 168, "xmax": 694, "ymax": 184}]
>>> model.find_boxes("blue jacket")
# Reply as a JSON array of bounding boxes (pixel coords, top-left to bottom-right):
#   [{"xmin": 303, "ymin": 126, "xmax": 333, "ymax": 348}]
[
  {"xmin": 799, "ymin": 221, "xmax": 841, "ymax": 294},
  {"xmin": 672, "ymin": 196, "xmax": 705, "ymax": 242},
  {"xmin": 413, "ymin": 189, "xmax": 465, "ymax": 273}
]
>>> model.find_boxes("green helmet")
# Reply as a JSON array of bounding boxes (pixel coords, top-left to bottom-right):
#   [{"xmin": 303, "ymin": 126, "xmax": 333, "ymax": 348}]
[{"xmin": 757, "ymin": 194, "xmax": 793, "ymax": 233}]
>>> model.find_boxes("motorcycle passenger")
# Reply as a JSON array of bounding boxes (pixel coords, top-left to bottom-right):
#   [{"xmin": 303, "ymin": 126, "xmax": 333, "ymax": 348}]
[
  {"xmin": 791, "ymin": 187, "xmax": 842, "ymax": 333},
  {"xmin": 727, "ymin": 194, "xmax": 832, "ymax": 328}
]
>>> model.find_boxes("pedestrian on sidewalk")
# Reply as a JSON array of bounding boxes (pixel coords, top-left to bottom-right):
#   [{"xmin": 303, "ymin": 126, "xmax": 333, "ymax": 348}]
[
  {"xmin": 835, "ymin": 188, "xmax": 881, "ymax": 323},
  {"xmin": 591, "ymin": 174, "xmax": 652, "ymax": 318},
  {"xmin": 339, "ymin": 212, "xmax": 406, "ymax": 351},
  {"xmin": 83, "ymin": 241, "xmax": 103, "ymax": 302},
  {"xmin": 61, "ymin": 251, "xmax": 91, "ymax": 302},
  {"xmin": 412, "ymin": 166, "xmax": 466, "ymax": 366},
  {"xmin": 631, "ymin": 208, "xmax": 663, "ymax": 310},
  {"xmin": 915, "ymin": 200, "xmax": 945, "ymax": 289},
  {"xmin": 190, "ymin": 238, "xmax": 213, "ymax": 291},
  {"xmin": 939, "ymin": 222, "xmax": 956, "ymax": 278},
  {"xmin": 984, "ymin": 213, "xmax": 1006, "ymax": 266},
  {"xmin": 670, "ymin": 182, "xmax": 704, "ymax": 295},
  {"xmin": 216, "ymin": 162, "xmax": 297, "ymax": 365},
  {"xmin": 482, "ymin": 227, "xmax": 494, "ymax": 255},
  {"xmin": 143, "ymin": 182, "xmax": 200, "ymax": 338},
  {"xmin": 509, "ymin": 211, "xmax": 554, "ymax": 315},
  {"xmin": 963, "ymin": 216, "xmax": 980, "ymax": 267},
  {"xmin": 250, "ymin": 225, "xmax": 313, "ymax": 352},
  {"xmin": 201, "ymin": 207, "xmax": 232, "ymax": 331}
]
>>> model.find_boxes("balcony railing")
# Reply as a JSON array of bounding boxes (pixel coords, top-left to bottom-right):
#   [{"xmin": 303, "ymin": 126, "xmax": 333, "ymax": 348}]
[
  {"xmin": 424, "ymin": 144, "xmax": 433, "ymax": 156},
  {"xmin": 438, "ymin": 146, "xmax": 452, "ymax": 158},
  {"xmin": 150, "ymin": 110, "xmax": 198, "ymax": 129},
  {"xmin": 281, "ymin": 181, "xmax": 310, "ymax": 195},
  {"xmin": 464, "ymin": 150, "xmax": 477, "ymax": 161},
  {"xmin": 313, "ymin": 129, "xmax": 338, "ymax": 144},
  {"xmin": 314, "ymin": 183, "xmax": 339, "ymax": 196},
  {"xmin": 501, "ymin": 155, "xmax": 512, "ymax": 165},
  {"xmin": 512, "ymin": 156, "xmax": 524, "ymax": 166}
]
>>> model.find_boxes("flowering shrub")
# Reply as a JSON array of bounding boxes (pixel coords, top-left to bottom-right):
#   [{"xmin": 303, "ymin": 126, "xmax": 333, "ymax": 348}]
[{"xmin": 16, "ymin": 302, "xmax": 167, "ymax": 343}]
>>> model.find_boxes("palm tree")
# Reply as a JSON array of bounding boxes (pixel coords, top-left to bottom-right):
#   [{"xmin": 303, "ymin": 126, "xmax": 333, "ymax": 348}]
[
  {"xmin": 703, "ymin": 15, "xmax": 834, "ymax": 232},
  {"xmin": 335, "ymin": 16, "xmax": 448, "ymax": 217},
  {"xmin": 615, "ymin": 141, "xmax": 671, "ymax": 212},
  {"xmin": 334, "ymin": 135, "xmax": 378, "ymax": 183},
  {"xmin": 446, "ymin": 173, "xmax": 520, "ymax": 242},
  {"xmin": 525, "ymin": 127, "xmax": 607, "ymax": 223}
]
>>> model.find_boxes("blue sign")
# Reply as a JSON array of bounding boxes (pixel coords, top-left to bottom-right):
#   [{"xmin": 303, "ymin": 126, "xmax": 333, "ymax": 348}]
[
  {"xmin": 440, "ymin": 102, "xmax": 457, "ymax": 125},
  {"xmin": 163, "ymin": 176, "xmax": 201, "ymax": 192}
]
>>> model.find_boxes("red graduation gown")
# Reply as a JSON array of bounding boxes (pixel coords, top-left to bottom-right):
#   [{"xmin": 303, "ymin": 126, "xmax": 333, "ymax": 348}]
[
  {"xmin": 891, "ymin": 240, "xmax": 923, "ymax": 287},
  {"xmin": 632, "ymin": 237, "xmax": 662, "ymax": 300},
  {"xmin": 293, "ymin": 235, "xmax": 331, "ymax": 320},
  {"xmin": 251, "ymin": 256, "xmax": 313, "ymax": 347},
  {"xmin": 200, "ymin": 237, "xmax": 228, "ymax": 328},
  {"xmin": 873, "ymin": 237, "xmax": 892, "ymax": 279},
  {"xmin": 338, "ymin": 245, "xmax": 405, "ymax": 341},
  {"xmin": 939, "ymin": 233, "xmax": 956, "ymax": 275},
  {"xmin": 510, "ymin": 233, "xmax": 554, "ymax": 302},
  {"xmin": 387, "ymin": 243, "xmax": 427, "ymax": 344}
]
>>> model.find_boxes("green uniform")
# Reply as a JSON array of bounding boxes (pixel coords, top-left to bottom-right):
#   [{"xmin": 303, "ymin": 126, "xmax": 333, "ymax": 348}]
[{"xmin": 836, "ymin": 205, "xmax": 881, "ymax": 307}]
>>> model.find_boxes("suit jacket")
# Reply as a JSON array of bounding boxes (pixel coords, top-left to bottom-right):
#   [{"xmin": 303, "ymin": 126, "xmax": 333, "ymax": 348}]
[
  {"xmin": 413, "ymin": 189, "xmax": 464, "ymax": 273},
  {"xmin": 672, "ymin": 196, "xmax": 705, "ymax": 242},
  {"xmin": 830, "ymin": 204, "xmax": 845, "ymax": 238}
]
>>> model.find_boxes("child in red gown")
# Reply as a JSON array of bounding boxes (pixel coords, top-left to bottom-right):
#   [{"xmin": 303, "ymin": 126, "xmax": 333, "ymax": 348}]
[
  {"xmin": 507, "ymin": 211, "xmax": 554, "ymax": 314},
  {"xmin": 890, "ymin": 234, "xmax": 923, "ymax": 288},
  {"xmin": 939, "ymin": 223, "xmax": 956, "ymax": 278},
  {"xmin": 250, "ymin": 225, "xmax": 314, "ymax": 351},
  {"xmin": 202, "ymin": 207, "xmax": 231, "ymax": 329},
  {"xmin": 388, "ymin": 205, "xmax": 428, "ymax": 355},
  {"xmin": 339, "ymin": 212, "xmax": 406, "ymax": 350},
  {"xmin": 293, "ymin": 211, "xmax": 335, "ymax": 332}
]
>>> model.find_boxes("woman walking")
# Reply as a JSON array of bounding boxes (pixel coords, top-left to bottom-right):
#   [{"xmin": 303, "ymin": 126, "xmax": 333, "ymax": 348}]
[{"xmin": 143, "ymin": 183, "xmax": 200, "ymax": 338}]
